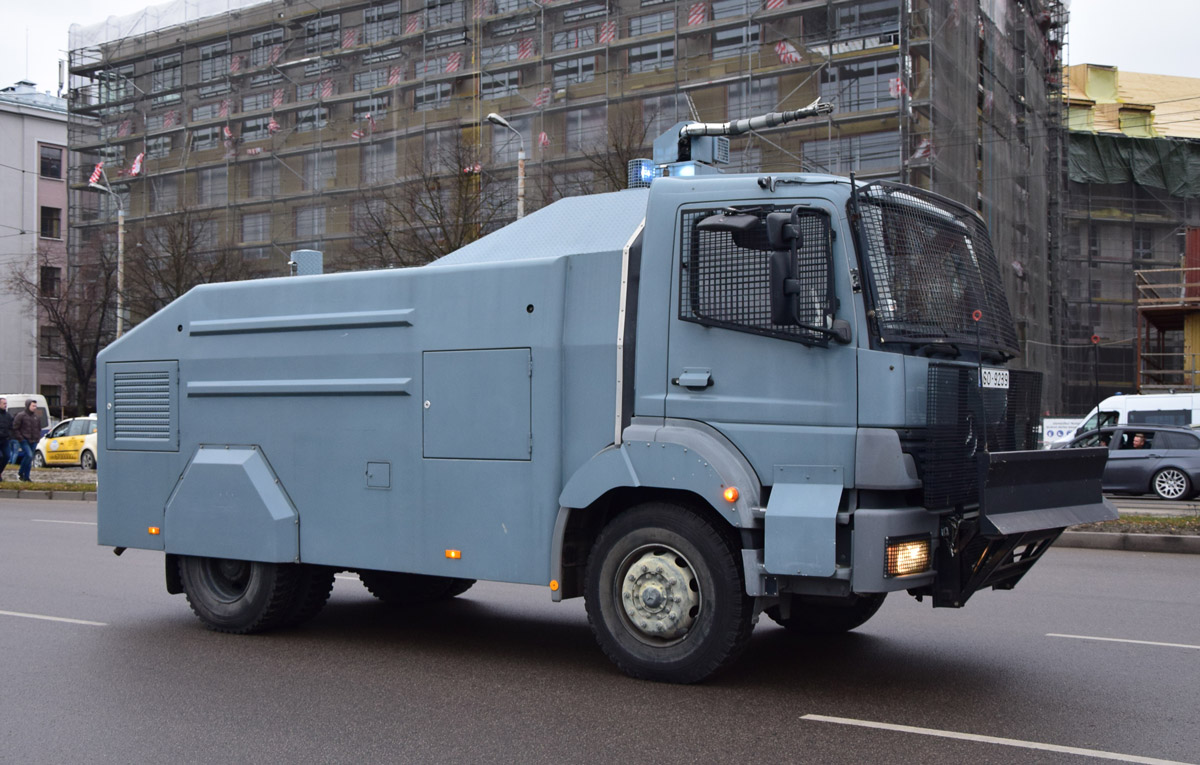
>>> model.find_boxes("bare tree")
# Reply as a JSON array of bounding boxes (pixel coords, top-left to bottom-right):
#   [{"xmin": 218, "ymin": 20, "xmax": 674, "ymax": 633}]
[
  {"xmin": 5, "ymin": 241, "xmax": 117, "ymax": 416},
  {"xmin": 124, "ymin": 208, "xmax": 252, "ymax": 319},
  {"xmin": 343, "ymin": 134, "xmax": 514, "ymax": 271},
  {"xmin": 575, "ymin": 102, "xmax": 655, "ymax": 194}
]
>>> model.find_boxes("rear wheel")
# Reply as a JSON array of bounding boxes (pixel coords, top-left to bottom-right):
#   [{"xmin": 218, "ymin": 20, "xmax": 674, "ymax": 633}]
[
  {"xmin": 1152, "ymin": 468, "xmax": 1190, "ymax": 500},
  {"xmin": 584, "ymin": 502, "xmax": 754, "ymax": 684},
  {"xmin": 178, "ymin": 556, "xmax": 332, "ymax": 633},
  {"xmin": 357, "ymin": 571, "xmax": 476, "ymax": 605},
  {"xmin": 80, "ymin": 450, "xmax": 96, "ymax": 470},
  {"xmin": 33, "ymin": 452, "xmax": 45, "ymax": 468},
  {"xmin": 765, "ymin": 593, "xmax": 887, "ymax": 635}
]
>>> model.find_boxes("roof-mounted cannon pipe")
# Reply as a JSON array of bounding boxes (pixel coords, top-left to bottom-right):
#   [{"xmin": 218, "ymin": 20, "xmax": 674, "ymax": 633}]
[{"xmin": 679, "ymin": 98, "xmax": 834, "ymax": 137}]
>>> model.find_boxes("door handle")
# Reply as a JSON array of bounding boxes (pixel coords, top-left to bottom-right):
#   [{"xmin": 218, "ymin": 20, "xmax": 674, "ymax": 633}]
[{"xmin": 673, "ymin": 369, "xmax": 713, "ymax": 389}]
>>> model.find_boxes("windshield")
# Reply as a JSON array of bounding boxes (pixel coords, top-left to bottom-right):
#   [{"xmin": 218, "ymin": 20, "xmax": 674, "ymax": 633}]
[{"xmin": 854, "ymin": 182, "xmax": 1018, "ymax": 355}]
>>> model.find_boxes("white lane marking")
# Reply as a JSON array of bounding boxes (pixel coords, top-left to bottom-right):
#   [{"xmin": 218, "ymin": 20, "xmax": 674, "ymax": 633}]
[
  {"xmin": 1048, "ymin": 633, "xmax": 1200, "ymax": 651},
  {"xmin": 0, "ymin": 610, "xmax": 107, "ymax": 627},
  {"xmin": 32, "ymin": 519, "xmax": 97, "ymax": 526},
  {"xmin": 801, "ymin": 714, "xmax": 1194, "ymax": 765}
]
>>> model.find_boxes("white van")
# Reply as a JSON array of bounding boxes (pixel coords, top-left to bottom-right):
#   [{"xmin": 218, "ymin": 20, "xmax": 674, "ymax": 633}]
[
  {"xmin": 0, "ymin": 394, "xmax": 51, "ymax": 436},
  {"xmin": 1075, "ymin": 393, "xmax": 1200, "ymax": 436}
]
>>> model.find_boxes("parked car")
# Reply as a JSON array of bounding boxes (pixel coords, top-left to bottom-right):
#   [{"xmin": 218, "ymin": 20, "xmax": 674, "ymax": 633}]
[
  {"xmin": 1065, "ymin": 424, "xmax": 1200, "ymax": 500},
  {"xmin": 34, "ymin": 415, "xmax": 98, "ymax": 470}
]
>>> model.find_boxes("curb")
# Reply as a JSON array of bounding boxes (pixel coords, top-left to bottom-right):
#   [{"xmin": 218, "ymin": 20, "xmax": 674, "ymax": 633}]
[
  {"xmin": 0, "ymin": 490, "xmax": 97, "ymax": 501},
  {"xmin": 1058, "ymin": 531, "xmax": 1200, "ymax": 554}
]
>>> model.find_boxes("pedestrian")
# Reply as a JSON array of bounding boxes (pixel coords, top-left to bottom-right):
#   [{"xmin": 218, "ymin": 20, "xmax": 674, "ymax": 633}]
[
  {"xmin": 11, "ymin": 399, "xmax": 41, "ymax": 483},
  {"xmin": 0, "ymin": 397, "xmax": 12, "ymax": 482}
]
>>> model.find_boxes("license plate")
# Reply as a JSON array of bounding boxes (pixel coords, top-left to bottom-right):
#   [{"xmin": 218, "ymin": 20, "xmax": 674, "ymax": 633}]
[{"xmin": 979, "ymin": 368, "xmax": 1009, "ymax": 389}]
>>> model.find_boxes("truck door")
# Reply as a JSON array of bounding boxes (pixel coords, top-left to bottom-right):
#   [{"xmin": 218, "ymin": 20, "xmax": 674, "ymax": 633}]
[{"xmin": 664, "ymin": 201, "xmax": 858, "ymax": 475}]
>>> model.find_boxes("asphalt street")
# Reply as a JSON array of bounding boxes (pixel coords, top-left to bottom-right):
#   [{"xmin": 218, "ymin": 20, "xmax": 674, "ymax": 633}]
[{"xmin": 2, "ymin": 498, "xmax": 1198, "ymax": 764}]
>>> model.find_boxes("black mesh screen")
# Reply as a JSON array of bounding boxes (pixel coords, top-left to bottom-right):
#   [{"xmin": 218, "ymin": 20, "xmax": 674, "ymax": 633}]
[
  {"xmin": 679, "ymin": 207, "xmax": 829, "ymax": 344},
  {"xmin": 855, "ymin": 182, "xmax": 1019, "ymax": 356},
  {"xmin": 923, "ymin": 363, "xmax": 1043, "ymax": 510}
]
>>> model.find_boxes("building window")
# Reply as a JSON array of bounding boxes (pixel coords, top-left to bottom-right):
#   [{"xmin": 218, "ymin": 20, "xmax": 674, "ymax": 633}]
[
  {"xmin": 295, "ymin": 206, "xmax": 327, "ymax": 238},
  {"xmin": 295, "ymin": 107, "xmax": 330, "ymax": 132},
  {"xmin": 250, "ymin": 28, "xmax": 284, "ymax": 67},
  {"xmin": 199, "ymin": 41, "xmax": 231, "ymax": 81},
  {"xmin": 728, "ymin": 76, "xmax": 778, "ymax": 118},
  {"xmin": 197, "ymin": 166, "xmax": 229, "ymax": 206},
  {"xmin": 151, "ymin": 53, "xmax": 182, "ymax": 105},
  {"xmin": 1133, "ymin": 226, "xmax": 1154, "ymax": 260},
  {"xmin": 415, "ymin": 82, "xmax": 452, "ymax": 111},
  {"xmin": 361, "ymin": 139, "xmax": 396, "ymax": 184},
  {"xmin": 712, "ymin": 25, "xmax": 759, "ymax": 59},
  {"xmin": 243, "ymin": 116, "xmax": 274, "ymax": 142},
  {"xmin": 39, "ymin": 327, "xmax": 62, "ymax": 359},
  {"xmin": 146, "ymin": 135, "xmax": 173, "ymax": 159},
  {"xmin": 482, "ymin": 42, "xmax": 521, "ymax": 65},
  {"xmin": 553, "ymin": 28, "xmax": 596, "ymax": 50},
  {"xmin": 243, "ymin": 247, "xmax": 272, "ymax": 261},
  {"xmin": 40, "ymin": 207, "xmax": 62, "ymax": 239},
  {"xmin": 242, "ymin": 212, "xmax": 271, "ymax": 242},
  {"xmin": 355, "ymin": 68, "xmax": 391, "ymax": 91},
  {"xmin": 643, "ymin": 93, "xmax": 687, "ymax": 136},
  {"xmin": 97, "ymin": 65, "xmax": 134, "ymax": 104},
  {"xmin": 364, "ymin": 2, "xmax": 402, "ymax": 43},
  {"xmin": 303, "ymin": 150, "xmax": 337, "ymax": 191},
  {"xmin": 426, "ymin": 30, "xmax": 469, "ymax": 50},
  {"xmin": 40, "ymin": 266, "xmax": 61, "ymax": 297},
  {"xmin": 819, "ymin": 57, "xmax": 900, "ymax": 112},
  {"xmin": 353, "ymin": 96, "xmax": 390, "ymax": 121},
  {"xmin": 481, "ymin": 70, "xmax": 520, "ymax": 99},
  {"xmin": 492, "ymin": 116, "xmax": 531, "ymax": 163},
  {"xmin": 192, "ymin": 102, "xmax": 225, "ymax": 121},
  {"xmin": 151, "ymin": 176, "xmax": 179, "ymax": 212},
  {"xmin": 426, "ymin": 0, "xmax": 465, "ymax": 27},
  {"xmin": 629, "ymin": 41, "xmax": 673, "ymax": 72},
  {"xmin": 553, "ymin": 57, "xmax": 595, "ymax": 89},
  {"xmin": 630, "ymin": 10, "xmax": 672, "ymax": 35},
  {"xmin": 565, "ymin": 105, "xmax": 606, "ymax": 152},
  {"xmin": 192, "ymin": 126, "xmax": 222, "ymax": 151},
  {"xmin": 40, "ymin": 385, "xmax": 61, "ymax": 412},
  {"xmin": 243, "ymin": 92, "xmax": 273, "ymax": 112},
  {"xmin": 40, "ymin": 146, "xmax": 62, "ymax": 179},
  {"xmin": 804, "ymin": 130, "xmax": 900, "ymax": 174},
  {"xmin": 248, "ymin": 160, "xmax": 280, "ymax": 197},
  {"xmin": 305, "ymin": 15, "xmax": 341, "ymax": 54},
  {"xmin": 835, "ymin": 0, "xmax": 900, "ymax": 41}
]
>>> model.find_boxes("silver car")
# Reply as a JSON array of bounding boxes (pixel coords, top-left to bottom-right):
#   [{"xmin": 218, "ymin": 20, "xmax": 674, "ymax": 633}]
[{"xmin": 1066, "ymin": 425, "xmax": 1200, "ymax": 500}]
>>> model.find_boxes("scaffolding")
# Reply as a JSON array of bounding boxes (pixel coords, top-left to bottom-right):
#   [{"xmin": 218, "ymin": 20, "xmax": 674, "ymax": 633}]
[{"xmin": 65, "ymin": 0, "xmax": 1067, "ymax": 355}]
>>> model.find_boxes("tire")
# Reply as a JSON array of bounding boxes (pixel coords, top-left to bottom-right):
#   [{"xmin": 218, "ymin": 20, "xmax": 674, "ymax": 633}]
[
  {"xmin": 765, "ymin": 593, "xmax": 887, "ymax": 635},
  {"xmin": 80, "ymin": 450, "xmax": 96, "ymax": 470},
  {"xmin": 358, "ymin": 571, "xmax": 476, "ymax": 605},
  {"xmin": 33, "ymin": 452, "xmax": 45, "ymax": 468},
  {"xmin": 1151, "ymin": 467, "xmax": 1190, "ymax": 500},
  {"xmin": 584, "ymin": 502, "xmax": 754, "ymax": 684},
  {"xmin": 178, "ymin": 556, "xmax": 325, "ymax": 634}
]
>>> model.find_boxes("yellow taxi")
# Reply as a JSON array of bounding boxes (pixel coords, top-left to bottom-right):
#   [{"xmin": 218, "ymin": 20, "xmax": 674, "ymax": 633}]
[{"xmin": 34, "ymin": 415, "xmax": 98, "ymax": 470}]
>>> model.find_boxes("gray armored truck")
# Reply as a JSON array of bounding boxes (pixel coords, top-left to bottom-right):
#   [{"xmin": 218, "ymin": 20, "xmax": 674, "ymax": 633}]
[{"xmin": 97, "ymin": 109, "xmax": 1114, "ymax": 683}]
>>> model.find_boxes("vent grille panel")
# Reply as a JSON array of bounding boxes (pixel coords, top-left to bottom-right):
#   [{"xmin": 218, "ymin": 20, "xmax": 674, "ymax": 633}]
[{"xmin": 107, "ymin": 362, "xmax": 178, "ymax": 451}]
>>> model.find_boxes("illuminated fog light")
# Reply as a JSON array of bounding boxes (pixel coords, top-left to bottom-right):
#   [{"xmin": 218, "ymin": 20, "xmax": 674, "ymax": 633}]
[{"xmin": 885, "ymin": 537, "xmax": 931, "ymax": 577}]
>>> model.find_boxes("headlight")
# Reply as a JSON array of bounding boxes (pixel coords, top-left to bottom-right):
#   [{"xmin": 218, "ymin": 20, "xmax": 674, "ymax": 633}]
[{"xmin": 885, "ymin": 536, "xmax": 932, "ymax": 577}]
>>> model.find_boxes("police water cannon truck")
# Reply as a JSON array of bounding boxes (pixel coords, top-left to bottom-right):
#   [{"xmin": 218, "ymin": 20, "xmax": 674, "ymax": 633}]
[{"xmin": 97, "ymin": 102, "xmax": 1115, "ymax": 683}]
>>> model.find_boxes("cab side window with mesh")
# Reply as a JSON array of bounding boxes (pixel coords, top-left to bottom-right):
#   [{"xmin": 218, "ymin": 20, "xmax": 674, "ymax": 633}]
[{"xmin": 678, "ymin": 207, "xmax": 831, "ymax": 344}]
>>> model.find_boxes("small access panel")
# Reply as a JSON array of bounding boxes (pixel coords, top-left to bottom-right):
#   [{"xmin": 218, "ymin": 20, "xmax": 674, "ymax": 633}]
[{"xmin": 423, "ymin": 348, "xmax": 532, "ymax": 460}]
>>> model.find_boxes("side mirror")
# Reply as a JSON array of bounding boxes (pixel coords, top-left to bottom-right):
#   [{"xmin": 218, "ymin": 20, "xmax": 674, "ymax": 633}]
[
  {"xmin": 768, "ymin": 207, "xmax": 851, "ymax": 345},
  {"xmin": 766, "ymin": 212, "xmax": 800, "ymax": 250}
]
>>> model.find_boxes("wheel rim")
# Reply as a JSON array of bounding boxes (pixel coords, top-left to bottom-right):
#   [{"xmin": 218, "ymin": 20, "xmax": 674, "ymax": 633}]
[
  {"xmin": 615, "ymin": 544, "xmax": 701, "ymax": 646},
  {"xmin": 82, "ymin": 452, "xmax": 95, "ymax": 469},
  {"xmin": 197, "ymin": 559, "xmax": 252, "ymax": 603},
  {"xmin": 1155, "ymin": 469, "xmax": 1187, "ymax": 499}
]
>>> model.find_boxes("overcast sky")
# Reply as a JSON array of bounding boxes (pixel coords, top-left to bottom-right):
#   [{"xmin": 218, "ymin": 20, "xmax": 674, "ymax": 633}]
[{"xmin": 2, "ymin": 0, "xmax": 1198, "ymax": 97}]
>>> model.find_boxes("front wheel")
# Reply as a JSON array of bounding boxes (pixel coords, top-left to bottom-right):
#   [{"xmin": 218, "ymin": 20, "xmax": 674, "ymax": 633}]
[
  {"xmin": 584, "ymin": 503, "xmax": 754, "ymax": 684},
  {"xmin": 765, "ymin": 593, "xmax": 887, "ymax": 635},
  {"xmin": 1152, "ymin": 467, "xmax": 1190, "ymax": 500},
  {"xmin": 178, "ymin": 556, "xmax": 333, "ymax": 633}
]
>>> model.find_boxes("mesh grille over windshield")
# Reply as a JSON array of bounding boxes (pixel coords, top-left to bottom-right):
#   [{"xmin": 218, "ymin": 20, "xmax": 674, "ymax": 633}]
[{"xmin": 855, "ymin": 183, "xmax": 1018, "ymax": 355}]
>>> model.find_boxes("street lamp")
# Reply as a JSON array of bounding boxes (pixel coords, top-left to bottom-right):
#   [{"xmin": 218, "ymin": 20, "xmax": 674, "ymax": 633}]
[
  {"xmin": 88, "ymin": 177, "xmax": 126, "ymax": 337},
  {"xmin": 486, "ymin": 112, "xmax": 525, "ymax": 219}
]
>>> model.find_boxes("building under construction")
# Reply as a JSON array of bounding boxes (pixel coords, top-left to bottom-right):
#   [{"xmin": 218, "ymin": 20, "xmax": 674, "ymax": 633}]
[
  {"xmin": 1061, "ymin": 64, "xmax": 1200, "ymax": 412},
  {"xmin": 66, "ymin": 0, "xmax": 1068, "ymax": 399}
]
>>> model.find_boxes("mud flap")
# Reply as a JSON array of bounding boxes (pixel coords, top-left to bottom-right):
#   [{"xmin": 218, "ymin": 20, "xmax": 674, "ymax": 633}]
[{"xmin": 931, "ymin": 447, "xmax": 1115, "ymax": 608}]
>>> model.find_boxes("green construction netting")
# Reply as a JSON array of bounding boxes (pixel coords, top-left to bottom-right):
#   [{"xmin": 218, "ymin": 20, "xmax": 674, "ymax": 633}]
[{"xmin": 1069, "ymin": 132, "xmax": 1200, "ymax": 198}]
